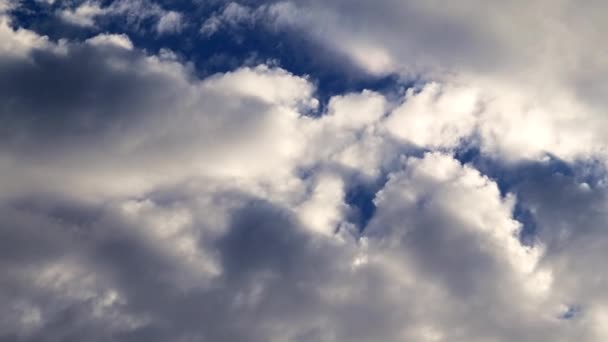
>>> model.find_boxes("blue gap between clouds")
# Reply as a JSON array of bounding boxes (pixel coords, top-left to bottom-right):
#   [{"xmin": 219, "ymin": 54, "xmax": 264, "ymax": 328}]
[
  {"xmin": 453, "ymin": 145, "xmax": 598, "ymax": 247},
  {"xmin": 10, "ymin": 0, "xmax": 405, "ymax": 112},
  {"xmin": 345, "ymin": 181, "xmax": 382, "ymax": 232},
  {"xmin": 559, "ymin": 305, "xmax": 581, "ymax": 320}
]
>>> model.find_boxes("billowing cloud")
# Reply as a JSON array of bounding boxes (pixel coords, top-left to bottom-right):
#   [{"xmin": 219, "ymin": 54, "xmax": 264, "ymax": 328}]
[
  {"xmin": 243, "ymin": 0, "xmax": 608, "ymax": 161},
  {"xmin": 59, "ymin": 1, "xmax": 106, "ymax": 27},
  {"xmin": 1, "ymin": 2, "xmax": 608, "ymax": 342}
]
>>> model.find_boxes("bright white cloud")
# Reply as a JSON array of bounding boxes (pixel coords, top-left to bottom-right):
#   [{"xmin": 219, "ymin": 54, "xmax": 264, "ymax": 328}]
[
  {"xmin": 384, "ymin": 82, "xmax": 479, "ymax": 149},
  {"xmin": 252, "ymin": 0, "xmax": 608, "ymax": 162}
]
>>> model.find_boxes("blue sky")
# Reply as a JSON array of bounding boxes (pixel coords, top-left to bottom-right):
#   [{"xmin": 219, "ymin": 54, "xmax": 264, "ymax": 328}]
[{"xmin": 1, "ymin": 1, "xmax": 608, "ymax": 341}]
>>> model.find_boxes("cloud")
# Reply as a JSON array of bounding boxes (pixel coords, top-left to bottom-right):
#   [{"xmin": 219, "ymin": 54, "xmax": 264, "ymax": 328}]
[
  {"xmin": 86, "ymin": 33, "xmax": 133, "ymax": 50},
  {"xmin": 57, "ymin": 0, "xmax": 184, "ymax": 34},
  {"xmin": 0, "ymin": 25, "xmax": 317, "ymax": 200},
  {"xmin": 0, "ymin": 151, "xmax": 591, "ymax": 341},
  {"xmin": 274, "ymin": 0, "xmax": 608, "ymax": 85},
  {"xmin": 58, "ymin": 1, "xmax": 106, "ymax": 27},
  {"xmin": 504, "ymin": 163, "xmax": 608, "ymax": 340},
  {"xmin": 0, "ymin": 15, "xmax": 49, "ymax": 57},
  {"xmin": 0, "ymin": 0, "xmax": 17, "ymax": 12},
  {"xmin": 383, "ymin": 82, "xmax": 479, "ymax": 149},
  {"xmin": 200, "ymin": 2, "xmax": 263, "ymax": 37},
  {"xmin": 363, "ymin": 152, "xmax": 560, "ymax": 341},
  {"xmin": 248, "ymin": 0, "xmax": 608, "ymax": 162},
  {"xmin": 156, "ymin": 11, "xmax": 183, "ymax": 35},
  {"xmin": 1, "ymin": 3, "xmax": 608, "ymax": 342}
]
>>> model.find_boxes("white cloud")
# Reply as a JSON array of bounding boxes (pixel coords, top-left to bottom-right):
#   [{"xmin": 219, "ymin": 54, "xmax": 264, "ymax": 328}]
[
  {"xmin": 59, "ymin": 1, "xmax": 106, "ymax": 27},
  {"xmin": 156, "ymin": 11, "xmax": 183, "ymax": 34},
  {"xmin": 200, "ymin": 16, "xmax": 222, "ymax": 36},
  {"xmin": 365, "ymin": 153, "xmax": 558, "ymax": 340},
  {"xmin": 86, "ymin": 33, "xmax": 133, "ymax": 50},
  {"xmin": 0, "ymin": 15, "xmax": 49, "ymax": 57},
  {"xmin": 2, "ymin": 4, "xmax": 608, "ymax": 341},
  {"xmin": 296, "ymin": 173, "xmax": 346, "ymax": 235},
  {"xmin": 253, "ymin": 0, "xmax": 608, "ymax": 162},
  {"xmin": 384, "ymin": 82, "xmax": 479, "ymax": 149}
]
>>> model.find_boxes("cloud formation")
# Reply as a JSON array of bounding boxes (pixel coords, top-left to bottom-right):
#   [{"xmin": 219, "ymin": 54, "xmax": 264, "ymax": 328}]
[{"xmin": 1, "ymin": 1, "xmax": 608, "ymax": 341}]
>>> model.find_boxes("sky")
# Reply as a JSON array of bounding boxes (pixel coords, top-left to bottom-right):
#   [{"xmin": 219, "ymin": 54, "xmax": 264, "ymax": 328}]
[{"xmin": 1, "ymin": 0, "xmax": 608, "ymax": 341}]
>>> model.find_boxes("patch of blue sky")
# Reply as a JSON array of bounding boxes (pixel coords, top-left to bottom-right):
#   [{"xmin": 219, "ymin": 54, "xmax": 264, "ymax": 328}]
[
  {"xmin": 559, "ymin": 305, "xmax": 581, "ymax": 320},
  {"xmin": 10, "ymin": 0, "xmax": 407, "ymax": 111}
]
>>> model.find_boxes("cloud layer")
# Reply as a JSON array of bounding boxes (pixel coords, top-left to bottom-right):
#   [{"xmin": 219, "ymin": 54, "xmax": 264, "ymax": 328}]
[{"xmin": 1, "ymin": 1, "xmax": 608, "ymax": 341}]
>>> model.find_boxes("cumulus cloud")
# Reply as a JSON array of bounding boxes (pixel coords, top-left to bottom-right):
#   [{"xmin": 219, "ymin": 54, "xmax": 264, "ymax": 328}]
[
  {"xmin": 246, "ymin": 0, "xmax": 608, "ymax": 162},
  {"xmin": 0, "ymin": 15, "xmax": 49, "ymax": 56},
  {"xmin": 59, "ymin": 1, "xmax": 106, "ymax": 27},
  {"xmin": 156, "ymin": 11, "xmax": 183, "ymax": 35},
  {"xmin": 0, "ymin": 32, "xmax": 315, "ymax": 200},
  {"xmin": 1, "ymin": 1, "xmax": 608, "ymax": 342},
  {"xmin": 383, "ymin": 83, "xmax": 479, "ymax": 149}
]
